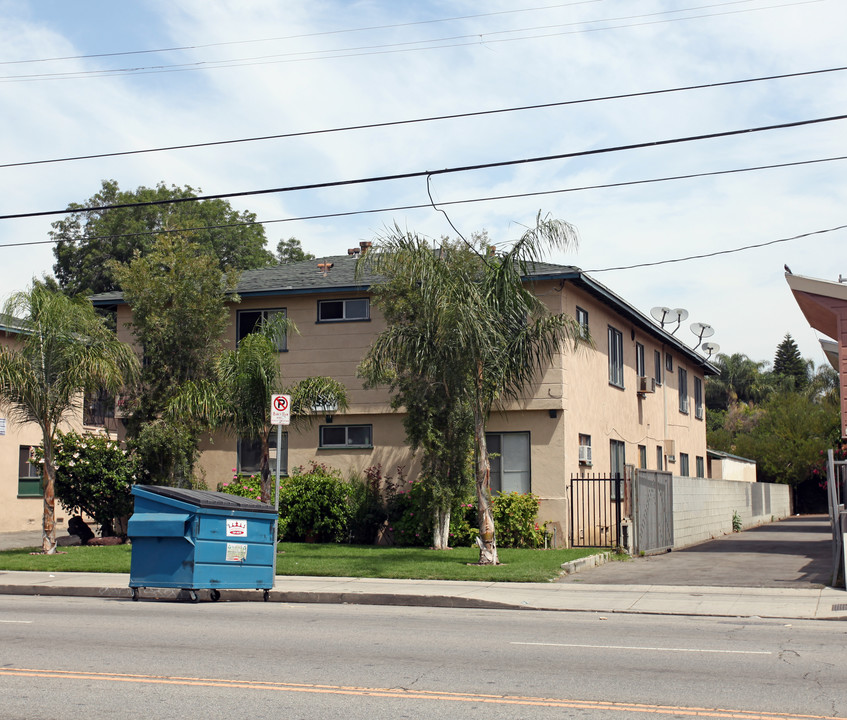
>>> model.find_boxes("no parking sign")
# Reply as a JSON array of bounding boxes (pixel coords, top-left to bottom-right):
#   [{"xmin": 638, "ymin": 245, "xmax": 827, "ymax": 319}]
[{"xmin": 270, "ymin": 394, "xmax": 290, "ymax": 425}]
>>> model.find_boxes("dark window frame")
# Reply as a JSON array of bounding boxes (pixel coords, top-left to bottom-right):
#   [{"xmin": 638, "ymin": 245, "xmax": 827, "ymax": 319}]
[
  {"xmin": 635, "ymin": 342, "xmax": 645, "ymax": 378},
  {"xmin": 608, "ymin": 326, "xmax": 624, "ymax": 388},
  {"xmin": 237, "ymin": 308, "xmax": 288, "ymax": 351},
  {"xmin": 485, "ymin": 431, "xmax": 531, "ymax": 494},
  {"xmin": 678, "ymin": 367, "xmax": 689, "ymax": 414},
  {"xmin": 18, "ymin": 445, "xmax": 42, "ymax": 498},
  {"xmin": 694, "ymin": 376, "xmax": 704, "ymax": 420},
  {"xmin": 319, "ymin": 424, "xmax": 373, "ymax": 449},
  {"xmin": 317, "ymin": 298, "xmax": 370, "ymax": 323}
]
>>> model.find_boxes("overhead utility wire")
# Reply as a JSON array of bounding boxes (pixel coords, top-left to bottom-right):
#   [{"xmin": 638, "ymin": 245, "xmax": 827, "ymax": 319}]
[
  {"xmin": 2, "ymin": 113, "xmax": 844, "ymax": 223},
  {"xmin": 0, "ymin": 1, "xmax": 605, "ymax": 65},
  {"xmin": 585, "ymin": 225, "xmax": 847, "ymax": 273},
  {"xmin": 4, "ymin": 65, "xmax": 844, "ymax": 170},
  {"xmin": 0, "ymin": 0, "xmax": 821, "ymax": 82},
  {"xmin": 2, "ymin": 154, "xmax": 844, "ymax": 250}
]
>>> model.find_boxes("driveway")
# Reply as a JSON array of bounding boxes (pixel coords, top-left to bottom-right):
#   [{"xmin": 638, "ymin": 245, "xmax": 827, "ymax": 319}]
[{"xmin": 558, "ymin": 514, "xmax": 833, "ymax": 588}]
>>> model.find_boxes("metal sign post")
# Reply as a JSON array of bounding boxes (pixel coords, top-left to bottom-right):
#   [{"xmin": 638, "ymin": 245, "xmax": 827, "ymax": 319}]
[{"xmin": 270, "ymin": 394, "xmax": 290, "ymax": 578}]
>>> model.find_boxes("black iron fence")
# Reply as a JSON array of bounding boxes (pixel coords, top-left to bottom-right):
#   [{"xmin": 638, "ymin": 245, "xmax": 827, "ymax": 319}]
[{"xmin": 570, "ymin": 474, "xmax": 624, "ymax": 548}]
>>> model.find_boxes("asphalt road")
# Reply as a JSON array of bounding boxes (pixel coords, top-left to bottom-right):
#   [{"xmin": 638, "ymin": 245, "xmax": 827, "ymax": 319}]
[{"xmin": 2, "ymin": 595, "xmax": 846, "ymax": 719}]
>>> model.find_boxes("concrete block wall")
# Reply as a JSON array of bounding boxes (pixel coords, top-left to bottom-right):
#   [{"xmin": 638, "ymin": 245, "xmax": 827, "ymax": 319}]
[{"xmin": 672, "ymin": 477, "xmax": 792, "ymax": 549}]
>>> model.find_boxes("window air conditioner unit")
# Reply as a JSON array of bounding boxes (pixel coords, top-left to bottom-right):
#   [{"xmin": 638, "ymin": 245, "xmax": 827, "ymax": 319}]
[
  {"xmin": 664, "ymin": 439, "xmax": 676, "ymax": 462},
  {"xmin": 578, "ymin": 445, "xmax": 592, "ymax": 465},
  {"xmin": 637, "ymin": 376, "xmax": 656, "ymax": 394}
]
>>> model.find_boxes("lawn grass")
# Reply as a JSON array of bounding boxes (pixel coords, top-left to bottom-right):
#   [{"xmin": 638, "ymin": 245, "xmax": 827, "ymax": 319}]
[{"xmin": 0, "ymin": 542, "xmax": 602, "ymax": 582}]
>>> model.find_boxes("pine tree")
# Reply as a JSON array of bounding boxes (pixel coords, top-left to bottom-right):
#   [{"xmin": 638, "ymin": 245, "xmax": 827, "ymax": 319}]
[{"xmin": 773, "ymin": 333, "xmax": 808, "ymax": 390}]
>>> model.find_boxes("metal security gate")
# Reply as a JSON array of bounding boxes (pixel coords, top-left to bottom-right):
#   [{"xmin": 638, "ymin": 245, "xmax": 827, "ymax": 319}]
[
  {"xmin": 570, "ymin": 474, "xmax": 624, "ymax": 548},
  {"xmin": 826, "ymin": 449, "xmax": 847, "ymax": 587},
  {"xmin": 633, "ymin": 469, "xmax": 673, "ymax": 555}
]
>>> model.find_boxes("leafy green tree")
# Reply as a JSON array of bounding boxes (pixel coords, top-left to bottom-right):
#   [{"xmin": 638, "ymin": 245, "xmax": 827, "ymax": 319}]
[
  {"xmin": 733, "ymin": 390, "xmax": 839, "ymax": 487},
  {"xmin": 112, "ymin": 234, "xmax": 237, "ymax": 486},
  {"xmin": 359, "ymin": 214, "xmax": 583, "ymax": 564},
  {"xmin": 276, "ymin": 237, "xmax": 315, "ymax": 264},
  {"xmin": 773, "ymin": 333, "xmax": 809, "ymax": 391},
  {"xmin": 169, "ymin": 314, "xmax": 348, "ymax": 502},
  {"xmin": 51, "ymin": 179, "xmax": 275, "ymax": 296},
  {"xmin": 0, "ymin": 286, "xmax": 138, "ymax": 552}
]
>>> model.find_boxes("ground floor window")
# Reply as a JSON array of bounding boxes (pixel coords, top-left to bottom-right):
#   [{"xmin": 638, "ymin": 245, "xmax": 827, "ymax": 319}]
[
  {"xmin": 319, "ymin": 424, "xmax": 373, "ymax": 449},
  {"xmin": 696, "ymin": 455, "xmax": 705, "ymax": 478},
  {"xmin": 486, "ymin": 432, "xmax": 530, "ymax": 494},
  {"xmin": 638, "ymin": 444, "xmax": 647, "ymax": 469},
  {"xmin": 237, "ymin": 433, "xmax": 283, "ymax": 475},
  {"xmin": 18, "ymin": 445, "xmax": 42, "ymax": 497},
  {"xmin": 680, "ymin": 452, "xmax": 690, "ymax": 477}
]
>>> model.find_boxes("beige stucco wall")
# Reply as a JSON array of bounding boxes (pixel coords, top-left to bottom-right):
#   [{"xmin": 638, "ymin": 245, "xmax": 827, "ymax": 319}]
[{"xmin": 709, "ymin": 456, "xmax": 758, "ymax": 482}]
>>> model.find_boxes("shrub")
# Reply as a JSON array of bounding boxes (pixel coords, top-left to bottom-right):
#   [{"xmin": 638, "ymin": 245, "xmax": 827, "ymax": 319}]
[
  {"xmin": 492, "ymin": 492, "xmax": 546, "ymax": 548},
  {"xmin": 34, "ymin": 431, "xmax": 137, "ymax": 536},
  {"xmin": 279, "ymin": 462, "xmax": 351, "ymax": 543},
  {"xmin": 218, "ymin": 472, "xmax": 264, "ymax": 502},
  {"xmin": 347, "ymin": 464, "xmax": 406, "ymax": 544}
]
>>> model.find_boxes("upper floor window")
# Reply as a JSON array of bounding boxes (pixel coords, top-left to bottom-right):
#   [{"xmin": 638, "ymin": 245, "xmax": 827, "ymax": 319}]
[
  {"xmin": 318, "ymin": 298, "xmax": 369, "ymax": 322},
  {"xmin": 694, "ymin": 376, "xmax": 704, "ymax": 420},
  {"xmin": 237, "ymin": 308, "xmax": 287, "ymax": 350},
  {"xmin": 608, "ymin": 326, "xmax": 624, "ymax": 388},
  {"xmin": 320, "ymin": 424, "xmax": 373, "ymax": 448},
  {"xmin": 680, "ymin": 452, "xmax": 690, "ymax": 477},
  {"xmin": 665, "ymin": 352, "xmax": 673, "ymax": 372},
  {"xmin": 84, "ymin": 388, "xmax": 115, "ymax": 427},
  {"xmin": 576, "ymin": 306, "xmax": 589, "ymax": 338},
  {"xmin": 635, "ymin": 342, "xmax": 645, "ymax": 378},
  {"xmin": 654, "ymin": 350, "xmax": 662, "ymax": 385},
  {"xmin": 678, "ymin": 367, "xmax": 689, "ymax": 414}
]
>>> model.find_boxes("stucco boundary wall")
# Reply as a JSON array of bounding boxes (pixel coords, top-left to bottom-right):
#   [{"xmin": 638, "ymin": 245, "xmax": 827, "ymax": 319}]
[{"xmin": 672, "ymin": 477, "xmax": 792, "ymax": 550}]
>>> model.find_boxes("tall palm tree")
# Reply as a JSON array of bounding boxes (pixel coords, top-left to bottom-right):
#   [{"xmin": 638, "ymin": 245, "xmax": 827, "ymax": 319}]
[
  {"xmin": 0, "ymin": 285, "xmax": 139, "ymax": 553},
  {"xmin": 361, "ymin": 214, "xmax": 584, "ymax": 564},
  {"xmin": 170, "ymin": 315, "xmax": 348, "ymax": 503}
]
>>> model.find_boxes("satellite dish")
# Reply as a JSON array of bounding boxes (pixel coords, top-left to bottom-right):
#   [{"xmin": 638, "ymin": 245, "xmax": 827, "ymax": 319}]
[
  {"xmin": 701, "ymin": 342, "xmax": 720, "ymax": 359},
  {"xmin": 690, "ymin": 322, "xmax": 715, "ymax": 349},
  {"xmin": 669, "ymin": 308, "xmax": 688, "ymax": 335},
  {"xmin": 650, "ymin": 306, "xmax": 672, "ymax": 326}
]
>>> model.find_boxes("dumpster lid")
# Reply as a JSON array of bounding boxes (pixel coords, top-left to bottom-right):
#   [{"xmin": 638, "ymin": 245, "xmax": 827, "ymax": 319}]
[{"xmin": 133, "ymin": 485, "xmax": 277, "ymax": 514}]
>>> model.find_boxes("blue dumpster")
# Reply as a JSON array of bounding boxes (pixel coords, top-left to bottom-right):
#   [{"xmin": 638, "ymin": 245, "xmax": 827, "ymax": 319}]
[{"xmin": 128, "ymin": 485, "xmax": 278, "ymax": 602}]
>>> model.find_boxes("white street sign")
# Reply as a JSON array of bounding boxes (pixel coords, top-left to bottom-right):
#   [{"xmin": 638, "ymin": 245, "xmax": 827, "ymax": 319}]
[{"xmin": 270, "ymin": 394, "xmax": 291, "ymax": 425}]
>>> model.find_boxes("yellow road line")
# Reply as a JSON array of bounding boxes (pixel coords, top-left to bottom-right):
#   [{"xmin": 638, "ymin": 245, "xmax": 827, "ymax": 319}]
[{"xmin": 1, "ymin": 667, "xmax": 842, "ymax": 719}]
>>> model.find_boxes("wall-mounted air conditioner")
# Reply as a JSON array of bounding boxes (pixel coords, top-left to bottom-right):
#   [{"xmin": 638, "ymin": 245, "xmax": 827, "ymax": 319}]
[
  {"xmin": 664, "ymin": 439, "xmax": 676, "ymax": 462},
  {"xmin": 578, "ymin": 445, "xmax": 592, "ymax": 465},
  {"xmin": 637, "ymin": 376, "xmax": 656, "ymax": 394}
]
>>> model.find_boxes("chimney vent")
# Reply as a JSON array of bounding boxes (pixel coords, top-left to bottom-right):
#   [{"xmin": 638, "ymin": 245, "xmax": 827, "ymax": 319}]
[
  {"xmin": 359, "ymin": 241, "xmax": 373, "ymax": 255},
  {"xmin": 347, "ymin": 247, "xmax": 361, "ymax": 257},
  {"xmin": 317, "ymin": 262, "xmax": 334, "ymax": 276}
]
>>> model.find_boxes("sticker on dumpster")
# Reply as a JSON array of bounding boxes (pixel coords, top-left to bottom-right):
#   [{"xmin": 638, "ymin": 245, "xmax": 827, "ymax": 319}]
[
  {"xmin": 226, "ymin": 519, "xmax": 247, "ymax": 537},
  {"xmin": 226, "ymin": 543, "xmax": 248, "ymax": 562}
]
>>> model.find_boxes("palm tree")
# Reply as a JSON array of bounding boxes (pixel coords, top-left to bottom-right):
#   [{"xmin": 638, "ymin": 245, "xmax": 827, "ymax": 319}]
[
  {"xmin": 170, "ymin": 315, "xmax": 348, "ymax": 503},
  {"xmin": 361, "ymin": 214, "xmax": 583, "ymax": 564},
  {"xmin": 705, "ymin": 352, "xmax": 769, "ymax": 410},
  {"xmin": 0, "ymin": 285, "xmax": 139, "ymax": 553}
]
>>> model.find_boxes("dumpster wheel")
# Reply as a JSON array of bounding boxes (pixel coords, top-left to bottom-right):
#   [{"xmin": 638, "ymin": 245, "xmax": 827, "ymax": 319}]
[
  {"xmin": 131, "ymin": 588, "xmax": 139, "ymax": 601},
  {"xmin": 210, "ymin": 589, "xmax": 221, "ymax": 602},
  {"xmin": 188, "ymin": 589, "xmax": 199, "ymax": 603},
  {"xmin": 263, "ymin": 589, "xmax": 270, "ymax": 602}
]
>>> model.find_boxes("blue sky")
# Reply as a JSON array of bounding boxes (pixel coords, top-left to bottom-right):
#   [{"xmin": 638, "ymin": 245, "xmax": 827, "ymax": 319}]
[{"xmin": 1, "ymin": 0, "xmax": 845, "ymax": 365}]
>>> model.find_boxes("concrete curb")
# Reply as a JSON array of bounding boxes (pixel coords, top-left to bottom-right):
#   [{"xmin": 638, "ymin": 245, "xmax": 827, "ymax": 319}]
[{"xmin": 560, "ymin": 551, "xmax": 613, "ymax": 576}]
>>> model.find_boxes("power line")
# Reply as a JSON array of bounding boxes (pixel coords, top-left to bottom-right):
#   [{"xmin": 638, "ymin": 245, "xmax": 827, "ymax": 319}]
[
  {"xmin": 2, "ymin": 113, "xmax": 844, "ymax": 222},
  {"xmin": 0, "ymin": 1, "xmax": 606, "ymax": 66},
  {"xmin": 2, "ymin": 153, "xmax": 843, "ymax": 249},
  {"xmin": 0, "ymin": 0, "xmax": 823, "ymax": 82},
  {"xmin": 3, "ymin": 65, "xmax": 844, "ymax": 170},
  {"xmin": 585, "ymin": 224, "xmax": 847, "ymax": 273}
]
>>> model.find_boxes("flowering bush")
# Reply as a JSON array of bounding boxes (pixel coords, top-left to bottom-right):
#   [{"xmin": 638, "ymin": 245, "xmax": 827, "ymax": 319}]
[
  {"xmin": 278, "ymin": 462, "xmax": 351, "ymax": 543},
  {"xmin": 33, "ymin": 431, "xmax": 137, "ymax": 536},
  {"xmin": 492, "ymin": 491, "xmax": 546, "ymax": 548},
  {"xmin": 218, "ymin": 472, "xmax": 265, "ymax": 502}
]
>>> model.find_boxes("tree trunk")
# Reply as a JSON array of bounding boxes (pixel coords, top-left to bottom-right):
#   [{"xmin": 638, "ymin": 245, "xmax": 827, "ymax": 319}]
[
  {"xmin": 432, "ymin": 505, "xmax": 451, "ymax": 550},
  {"xmin": 473, "ymin": 407, "xmax": 498, "ymax": 565},
  {"xmin": 41, "ymin": 438, "xmax": 57, "ymax": 555}
]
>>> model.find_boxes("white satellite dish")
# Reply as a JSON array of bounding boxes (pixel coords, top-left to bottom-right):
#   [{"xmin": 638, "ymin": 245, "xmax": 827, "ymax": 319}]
[
  {"xmin": 690, "ymin": 322, "xmax": 715, "ymax": 349},
  {"xmin": 701, "ymin": 342, "xmax": 720, "ymax": 359},
  {"xmin": 669, "ymin": 308, "xmax": 688, "ymax": 335},
  {"xmin": 650, "ymin": 306, "xmax": 672, "ymax": 326}
]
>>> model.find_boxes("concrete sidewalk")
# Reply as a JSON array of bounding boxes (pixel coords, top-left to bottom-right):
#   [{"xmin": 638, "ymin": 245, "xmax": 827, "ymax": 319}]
[
  {"xmin": 2, "ymin": 516, "xmax": 844, "ymax": 620},
  {"xmin": 0, "ymin": 570, "xmax": 845, "ymax": 620}
]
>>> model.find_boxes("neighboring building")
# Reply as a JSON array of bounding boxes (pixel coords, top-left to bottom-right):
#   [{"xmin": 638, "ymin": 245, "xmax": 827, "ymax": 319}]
[
  {"xmin": 785, "ymin": 271, "xmax": 847, "ymax": 439},
  {"xmin": 92, "ymin": 246, "xmax": 717, "ymax": 546},
  {"xmin": 0, "ymin": 314, "xmax": 115, "ymax": 533},
  {"xmin": 707, "ymin": 449, "xmax": 757, "ymax": 483}
]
